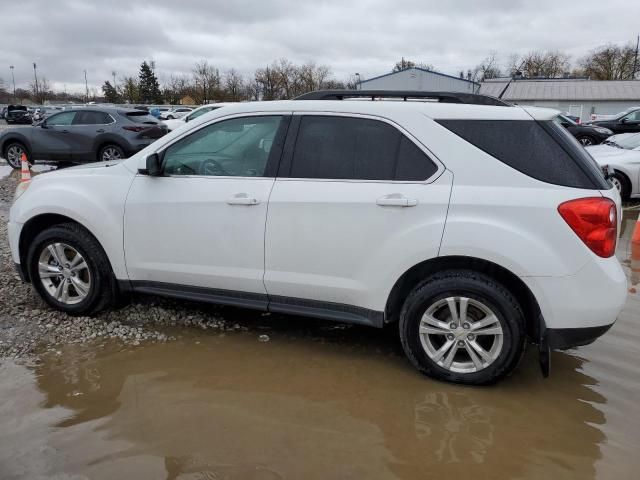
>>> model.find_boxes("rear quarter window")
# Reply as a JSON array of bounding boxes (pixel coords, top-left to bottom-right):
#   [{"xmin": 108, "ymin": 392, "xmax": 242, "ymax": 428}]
[{"xmin": 436, "ymin": 119, "xmax": 609, "ymax": 189}]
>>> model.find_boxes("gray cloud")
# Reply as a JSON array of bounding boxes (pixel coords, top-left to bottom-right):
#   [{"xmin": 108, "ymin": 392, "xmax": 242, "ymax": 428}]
[{"xmin": 2, "ymin": 0, "xmax": 639, "ymax": 94}]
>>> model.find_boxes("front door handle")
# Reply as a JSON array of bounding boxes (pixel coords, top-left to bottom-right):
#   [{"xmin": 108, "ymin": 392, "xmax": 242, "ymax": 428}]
[
  {"xmin": 60, "ymin": 129, "xmax": 69, "ymax": 134},
  {"xmin": 376, "ymin": 194, "xmax": 418, "ymax": 207},
  {"xmin": 227, "ymin": 193, "xmax": 260, "ymax": 205},
  {"xmin": 96, "ymin": 129, "xmax": 105, "ymax": 133}
]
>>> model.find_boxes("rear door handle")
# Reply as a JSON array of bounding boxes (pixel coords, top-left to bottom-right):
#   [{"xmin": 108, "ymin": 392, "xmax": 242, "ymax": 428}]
[
  {"xmin": 226, "ymin": 193, "xmax": 260, "ymax": 205},
  {"xmin": 376, "ymin": 194, "xmax": 418, "ymax": 207},
  {"xmin": 96, "ymin": 129, "xmax": 105, "ymax": 133},
  {"xmin": 61, "ymin": 130, "xmax": 69, "ymax": 134}
]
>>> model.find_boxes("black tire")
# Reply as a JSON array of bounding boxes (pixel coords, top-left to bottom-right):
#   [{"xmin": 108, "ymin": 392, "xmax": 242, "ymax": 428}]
[
  {"xmin": 4, "ymin": 141, "xmax": 29, "ymax": 169},
  {"xmin": 577, "ymin": 135, "xmax": 596, "ymax": 146},
  {"xmin": 399, "ymin": 269, "xmax": 526, "ymax": 385},
  {"xmin": 27, "ymin": 223, "xmax": 118, "ymax": 315},
  {"xmin": 98, "ymin": 144, "xmax": 125, "ymax": 162},
  {"xmin": 610, "ymin": 171, "xmax": 631, "ymax": 200},
  {"xmin": 167, "ymin": 115, "xmax": 175, "ymax": 119}
]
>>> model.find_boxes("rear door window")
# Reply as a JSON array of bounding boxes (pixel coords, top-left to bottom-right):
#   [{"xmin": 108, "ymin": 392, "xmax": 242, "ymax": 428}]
[
  {"xmin": 73, "ymin": 111, "xmax": 113, "ymax": 125},
  {"xmin": 288, "ymin": 116, "xmax": 438, "ymax": 181}
]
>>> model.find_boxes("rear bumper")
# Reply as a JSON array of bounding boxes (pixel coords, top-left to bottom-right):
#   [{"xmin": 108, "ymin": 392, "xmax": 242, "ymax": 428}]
[
  {"xmin": 546, "ymin": 324, "xmax": 613, "ymax": 349},
  {"xmin": 523, "ymin": 255, "xmax": 627, "ymax": 330}
]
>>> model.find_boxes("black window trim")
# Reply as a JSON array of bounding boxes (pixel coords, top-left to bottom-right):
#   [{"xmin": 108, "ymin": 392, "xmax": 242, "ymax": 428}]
[
  {"xmin": 277, "ymin": 112, "xmax": 445, "ymax": 184},
  {"xmin": 153, "ymin": 112, "xmax": 292, "ymax": 179}
]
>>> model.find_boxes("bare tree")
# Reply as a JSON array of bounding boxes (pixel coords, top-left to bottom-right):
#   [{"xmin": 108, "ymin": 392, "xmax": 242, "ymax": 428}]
[
  {"xmin": 472, "ymin": 52, "xmax": 502, "ymax": 82},
  {"xmin": 579, "ymin": 44, "xmax": 638, "ymax": 80},
  {"xmin": 508, "ymin": 50, "xmax": 570, "ymax": 78},
  {"xmin": 392, "ymin": 58, "xmax": 435, "ymax": 72},
  {"xmin": 223, "ymin": 68, "xmax": 245, "ymax": 101},
  {"xmin": 120, "ymin": 76, "xmax": 139, "ymax": 103},
  {"xmin": 192, "ymin": 60, "xmax": 221, "ymax": 104},
  {"xmin": 163, "ymin": 74, "xmax": 190, "ymax": 104},
  {"xmin": 30, "ymin": 77, "xmax": 51, "ymax": 104},
  {"xmin": 254, "ymin": 65, "xmax": 282, "ymax": 100}
]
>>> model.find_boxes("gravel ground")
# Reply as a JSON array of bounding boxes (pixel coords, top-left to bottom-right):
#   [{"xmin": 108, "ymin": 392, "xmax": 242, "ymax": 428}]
[{"xmin": 0, "ymin": 162, "xmax": 248, "ymax": 358}]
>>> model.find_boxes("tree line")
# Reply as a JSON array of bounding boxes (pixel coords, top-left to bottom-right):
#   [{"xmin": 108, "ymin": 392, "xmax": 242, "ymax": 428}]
[{"xmin": 2, "ymin": 40, "xmax": 639, "ymax": 105}]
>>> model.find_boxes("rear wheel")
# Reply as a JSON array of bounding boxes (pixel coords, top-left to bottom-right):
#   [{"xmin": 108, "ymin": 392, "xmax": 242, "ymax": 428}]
[
  {"xmin": 399, "ymin": 270, "xmax": 526, "ymax": 385},
  {"xmin": 577, "ymin": 135, "xmax": 596, "ymax": 146},
  {"xmin": 4, "ymin": 142, "xmax": 28, "ymax": 169},
  {"xmin": 98, "ymin": 144, "xmax": 125, "ymax": 162},
  {"xmin": 610, "ymin": 171, "xmax": 631, "ymax": 200},
  {"xmin": 27, "ymin": 223, "xmax": 118, "ymax": 315}
]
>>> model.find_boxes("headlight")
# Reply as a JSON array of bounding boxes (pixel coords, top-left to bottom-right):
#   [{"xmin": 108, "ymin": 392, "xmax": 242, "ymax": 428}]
[{"xmin": 594, "ymin": 127, "xmax": 613, "ymax": 135}]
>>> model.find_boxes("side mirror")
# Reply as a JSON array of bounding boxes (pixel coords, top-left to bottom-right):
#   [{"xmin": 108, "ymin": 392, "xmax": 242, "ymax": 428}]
[
  {"xmin": 139, "ymin": 153, "xmax": 162, "ymax": 176},
  {"xmin": 620, "ymin": 118, "xmax": 628, "ymax": 124}
]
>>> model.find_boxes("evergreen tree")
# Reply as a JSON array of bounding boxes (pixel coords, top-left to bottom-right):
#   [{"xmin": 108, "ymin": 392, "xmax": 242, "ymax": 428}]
[
  {"xmin": 138, "ymin": 61, "xmax": 162, "ymax": 103},
  {"xmin": 102, "ymin": 80, "xmax": 120, "ymax": 103}
]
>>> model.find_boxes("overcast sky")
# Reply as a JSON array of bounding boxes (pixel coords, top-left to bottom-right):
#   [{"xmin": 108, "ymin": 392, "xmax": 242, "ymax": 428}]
[{"xmin": 2, "ymin": 0, "xmax": 640, "ymax": 93}]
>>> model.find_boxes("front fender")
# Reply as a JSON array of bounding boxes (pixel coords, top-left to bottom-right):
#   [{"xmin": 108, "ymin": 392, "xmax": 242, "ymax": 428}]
[{"xmin": 10, "ymin": 165, "xmax": 134, "ymax": 279}]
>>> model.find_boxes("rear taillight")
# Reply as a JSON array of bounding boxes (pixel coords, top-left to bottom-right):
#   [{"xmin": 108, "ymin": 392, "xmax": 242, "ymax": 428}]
[
  {"xmin": 558, "ymin": 197, "xmax": 617, "ymax": 258},
  {"xmin": 122, "ymin": 125, "xmax": 146, "ymax": 132}
]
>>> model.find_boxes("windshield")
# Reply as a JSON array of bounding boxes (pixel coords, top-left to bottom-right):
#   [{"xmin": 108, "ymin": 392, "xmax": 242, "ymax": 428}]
[
  {"xmin": 554, "ymin": 114, "xmax": 576, "ymax": 126},
  {"xmin": 608, "ymin": 133, "xmax": 640, "ymax": 150}
]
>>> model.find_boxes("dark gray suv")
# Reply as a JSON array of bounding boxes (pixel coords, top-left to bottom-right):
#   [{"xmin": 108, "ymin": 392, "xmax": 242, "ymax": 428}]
[{"xmin": 0, "ymin": 107, "xmax": 168, "ymax": 168}]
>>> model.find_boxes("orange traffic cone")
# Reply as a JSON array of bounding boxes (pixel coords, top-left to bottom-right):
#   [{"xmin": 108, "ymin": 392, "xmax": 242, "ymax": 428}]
[
  {"xmin": 631, "ymin": 214, "xmax": 640, "ymax": 275},
  {"xmin": 20, "ymin": 153, "xmax": 31, "ymax": 184}
]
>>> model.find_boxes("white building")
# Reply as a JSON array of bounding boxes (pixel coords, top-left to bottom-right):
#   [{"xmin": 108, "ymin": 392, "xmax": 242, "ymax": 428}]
[
  {"xmin": 358, "ymin": 67, "xmax": 479, "ymax": 94},
  {"xmin": 480, "ymin": 78, "xmax": 640, "ymax": 122}
]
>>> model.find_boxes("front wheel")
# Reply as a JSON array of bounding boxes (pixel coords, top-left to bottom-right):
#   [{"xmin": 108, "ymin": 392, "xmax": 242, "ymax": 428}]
[
  {"xmin": 27, "ymin": 223, "xmax": 118, "ymax": 315},
  {"xmin": 577, "ymin": 135, "xmax": 596, "ymax": 146},
  {"xmin": 399, "ymin": 270, "xmax": 526, "ymax": 385},
  {"xmin": 4, "ymin": 142, "xmax": 28, "ymax": 169},
  {"xmin": 610, "ymin": 172, "xmax": 631, "ymax": 200}
]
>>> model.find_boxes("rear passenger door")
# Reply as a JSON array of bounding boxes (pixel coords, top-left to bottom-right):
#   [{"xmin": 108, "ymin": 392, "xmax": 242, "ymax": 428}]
[
  {"xmin": 264, "ymin": 114, "xmax": 453, "ymax": 317},
  {"xmin": 69, "ymin": 110, "xmax": 115, "ymax": 161}
]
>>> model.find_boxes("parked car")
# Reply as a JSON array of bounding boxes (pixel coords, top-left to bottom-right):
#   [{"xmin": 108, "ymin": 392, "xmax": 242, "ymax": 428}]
[
  {"xmin": 586, "ymin": 132, "xmax": 640, "ymax": 199},
  {"xmin": 586, "ymin": 107, "xmax": 640, "ymax": 135},
  {"xmin": 32, "ymin": 106, "xmax": 64, "ymax": 122},
  {"xmin": 160, "ymin": 107, "xmax": 193, "ymax": 120},
  {"xmin": 0, "ymin": 107, "xmax": 168, "ymax": 168},
  {"xmin": 8, "ymin": 90, "xmax": 625, "ymax": 385},
  {"xmin": 564, "ymin": 113, "xmax": 581, "ymax": 124},
  {"xmin": 554, "ymin": 114, "xmax": 612, "ymax": 146},
  {"xmin": 163, "ymin": 103, "xmax": 231, "ymax": 131},
  {"xmin": 3, "ymin": 105, "xmax": 32, "ymax": 124}
]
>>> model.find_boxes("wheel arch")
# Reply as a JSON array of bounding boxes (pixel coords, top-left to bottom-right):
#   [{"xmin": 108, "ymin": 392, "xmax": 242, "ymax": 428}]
[
  {"xmin": 18, "ymin": 213, "xmax": 113, "ymax": 282},
  {"xmin": 385, "ymin": 255, "xmax": 543, "ymax": 341},
  {"xmin": 1, "ymin": 134, "xmax": 31, "ymax": 157}
]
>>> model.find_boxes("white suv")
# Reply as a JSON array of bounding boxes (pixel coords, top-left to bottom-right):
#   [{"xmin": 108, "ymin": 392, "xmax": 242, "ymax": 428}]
[{"xmin": 7, "ymin": 91, "xmax": 627, "ymax": 385}]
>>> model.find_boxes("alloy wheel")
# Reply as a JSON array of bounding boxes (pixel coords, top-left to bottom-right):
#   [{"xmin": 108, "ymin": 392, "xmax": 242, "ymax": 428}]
[
  {"xmin": 5, "ymin": 144, "xmax": 25, "ymax": 168},
  {"xmin": 38, "ymin": 243, "xmax": 91, "ymax": 305},
  {"xmin": 419, "ymin": 296, "xmax": 504, "ymax": 373},
  {"xmin": 579, "ymin": 137, "xmax": 594, "ymax": 146},
  {"xmin": 610, "ymin": 176, "xmax": 623, "ymax": 195},
  {"xmin": 102, "ymin": 146, "xmax": 122, "ymax": 161}
]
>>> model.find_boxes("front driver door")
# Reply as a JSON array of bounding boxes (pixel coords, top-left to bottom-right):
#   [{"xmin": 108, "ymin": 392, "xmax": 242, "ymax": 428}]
[
  {"xmin": 618, "ymin": 110, "xmax": 640, "ymax": 133},
  {"xmin": 31, "ymin": 111, "xmax": 76, "ymax": 160},
  {"xmin": 124, "ymin": 114, "xmax": 289, "ymax": 301}
]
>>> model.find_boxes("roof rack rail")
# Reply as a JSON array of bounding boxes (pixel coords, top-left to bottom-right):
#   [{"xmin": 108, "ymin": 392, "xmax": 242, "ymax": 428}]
[{"xmin": 294, "ymin": 90, "xmax": 511, "ymax": 107}]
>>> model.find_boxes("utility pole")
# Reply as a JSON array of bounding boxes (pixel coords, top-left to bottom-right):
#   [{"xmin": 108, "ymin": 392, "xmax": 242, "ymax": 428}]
[
  {"xmin": 84, "ymin": 70, "xmax": 89, "ymax": 103},
  {"xmin": 354, "ymin": 73, "xmax": 361, "ymax": 90},
  {"xmin": 633, "ymin": 35, "xmax": 639, "ymax": 80},
  {"xmin": 112, "ymin": 70, "xmax": 117, "ymax": 91},
  {"xmin": 9, "ymin": 65, "xmax": 16, "ymax": 101},
  {"xmin": 33, "ymin": 62, "xmax": 39, "ymax": 104}
]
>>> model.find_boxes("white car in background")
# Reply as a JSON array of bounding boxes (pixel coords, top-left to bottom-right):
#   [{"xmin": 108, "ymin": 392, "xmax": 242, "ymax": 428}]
[
  {"xmin": 587, "ymin": 132, "xmax": 640, "ymax": 199},
  {"xmin": 160, "ymin": 107, "xmax": 193, "ymax": 120},
  {"xmin": 163, "ymin": 103, "xmax": 231, "ymax": 131}
]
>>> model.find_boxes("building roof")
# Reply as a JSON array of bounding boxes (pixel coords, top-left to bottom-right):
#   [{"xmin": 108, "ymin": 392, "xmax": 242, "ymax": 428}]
[
  {"xmin": 479, "ymin": 79, "xmax": 640, "ymax": 101},
  {"xmin": 361, "ymin": 67, "xmax": 480, "ymax": 87}
]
